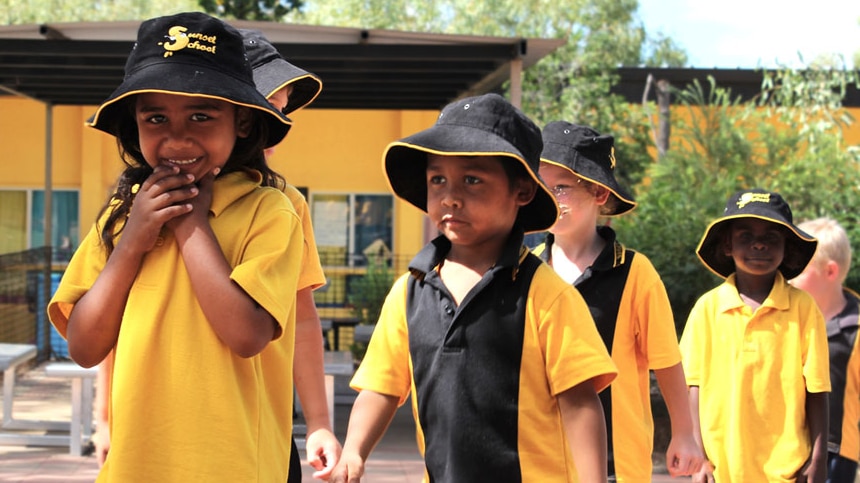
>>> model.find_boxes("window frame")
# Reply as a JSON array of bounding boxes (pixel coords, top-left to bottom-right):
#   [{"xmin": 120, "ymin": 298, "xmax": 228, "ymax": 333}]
[
  {"xmin": 309, "ymin": 191, "xmax": 394, "ymax": 268},
  {"xmin": 0, "ymin": 187, "xmax": 80, "ymax": 261}
]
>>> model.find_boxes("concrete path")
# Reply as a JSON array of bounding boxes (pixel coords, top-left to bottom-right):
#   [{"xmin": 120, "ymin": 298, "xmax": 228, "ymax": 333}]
[{"xmin": 0, "ymin": 361, "xmax": 690, "ymax": 482}]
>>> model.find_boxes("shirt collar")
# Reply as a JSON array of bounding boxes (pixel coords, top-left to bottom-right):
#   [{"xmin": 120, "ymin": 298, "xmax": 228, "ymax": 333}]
[
  {"xmin": 827, "ymin": 289, "xmax": 860, "ymax": 336},
  {"xmin": 539, "ymin": 225, "xmax": 625, "ymax": 271},
  {"xmin": 591, "ymin": 225, "xmax": 626, "ymax": 271},
  {"xmin": 209, "ymin": 169, "xmax": 264, "ymax": 217},
  {"xmin": 408, "ymin": 226, "xmax": 526, "ymax": 282},
  {"xmin": 716, "ymin": 271, "xmax": 791, "ymax": 313}
]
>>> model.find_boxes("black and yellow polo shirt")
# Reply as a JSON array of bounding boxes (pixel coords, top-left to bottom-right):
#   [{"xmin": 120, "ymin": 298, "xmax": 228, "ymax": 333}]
[
  {"xmin": 535, "ymin": 226, "xmax": 681, "ymax": 481},
  {"xmin": 828, "ymin": 289, "xmax": 860, "ymax": 462},
  {"xmin": 351, "ymin": 230, "xmax": 616, "ymax": 482}
]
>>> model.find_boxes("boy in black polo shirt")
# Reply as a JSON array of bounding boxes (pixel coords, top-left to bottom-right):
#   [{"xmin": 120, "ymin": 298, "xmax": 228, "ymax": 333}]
[{"xmin": 330, "ymin": 93, "xmax": 617, "ymax": 483}]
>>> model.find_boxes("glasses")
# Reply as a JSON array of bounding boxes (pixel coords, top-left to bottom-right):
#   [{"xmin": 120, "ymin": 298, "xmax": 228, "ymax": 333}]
[{"xmin": 549, "ymin": 178, "xmax": 587, "ymax": 198}]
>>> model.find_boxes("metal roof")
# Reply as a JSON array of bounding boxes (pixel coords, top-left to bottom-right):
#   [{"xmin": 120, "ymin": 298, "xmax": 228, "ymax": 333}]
[
  {"xmin": 0, "ymin": 20, "xmax": 565, "ymax": 110},
  {"xmin": 613, "ymin": 67, "xmax": 860, "ymax": 107}
]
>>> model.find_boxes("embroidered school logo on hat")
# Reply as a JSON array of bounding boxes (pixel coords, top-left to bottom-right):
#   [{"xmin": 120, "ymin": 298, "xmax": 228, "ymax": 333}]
[
  {"xmin": 735, "ymin": 191, "xmax": 771, "ymax": 210},
  {"xmin": 85, "ymin": 12, "xmax": 291, "ymax": 148},
  {"xmin": 159, "ymin": 25, "xmax": 218, "ymax": 57}
]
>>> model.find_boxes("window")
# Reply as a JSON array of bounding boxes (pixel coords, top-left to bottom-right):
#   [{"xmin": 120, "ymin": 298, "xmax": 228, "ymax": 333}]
[
  {"xmin": 310, "ymin": 193, "xmax": 393, "ymax": 311},
  {"xmin": 310, "ymin": 193, "xmax": 393, "ymax": 267},
  {"xmin": 0, "ymin": 189, "xmax": 79, "ymax": 262}
]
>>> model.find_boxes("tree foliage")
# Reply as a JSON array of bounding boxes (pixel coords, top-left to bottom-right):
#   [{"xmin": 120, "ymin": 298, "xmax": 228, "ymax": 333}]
[
  {"xmin": 2, "ymin": 0, "xmax": 302, "ymax": 23},
  {"xmin": 6, "ymin": 0, "xmax": 857, "ymax": 332},
  {"xmin": 287, "ymin": 0, "xmax": 688, "ymax": 188},
  {"xmin": 199, "ymin": 0, "xmax": 302, "ymax": 21},
  {"xmin": 615, "ymin": 67, "xmax": 860, "ymax": 330},
  {"xmin": 1, "ymin": 0, "xmax": 198, "ymax": 24}
]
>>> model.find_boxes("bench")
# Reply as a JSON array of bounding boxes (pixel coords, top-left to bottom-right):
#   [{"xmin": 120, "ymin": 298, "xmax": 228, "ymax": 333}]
[
  {"xmin": 0, "ymin": 343, "xmax": 70, "ymax": 451},
  {"xmin": 1, "ymin": 343, "xmax": 37, "ymax": 429},
  {"xmin": 43, "ymin": 362, "xmax": 98, "ymax": 456},
  {"xmin": 320, "ymin": 317, "xmax": 361, "ymax": 351},
  {"xmin": 353, "ymin": 324, "xmax": 375, "ymax": 344}
]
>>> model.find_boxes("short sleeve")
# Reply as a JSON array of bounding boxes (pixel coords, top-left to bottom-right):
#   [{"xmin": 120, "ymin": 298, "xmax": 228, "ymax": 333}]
[
  {"xmin": 680, "ymin": 295, "xmax": 710, "ymax": 386},
  {"xmin": 283, "ymin": 186, "xmax": 326, "ymax": 292},
  {"xmin": 230, "ymin": 192, "xmax": 303, "ymax": 336},
  {"xmin": 47, "ymin": 224, "xmax": 106, "ymax": 338},
  {"xmin": 532, "ymin": 265, "xmax": 617, "ymax": 395},
  {"xmin": 629, "ymin": 254, "xmax": 682, "ymax": 370}
]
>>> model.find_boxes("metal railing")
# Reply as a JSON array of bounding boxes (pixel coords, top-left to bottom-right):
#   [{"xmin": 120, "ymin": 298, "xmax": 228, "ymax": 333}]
[
  {"xmin": 0, "ymin": 247, "xmax": 58, "ymax": 360},
  {"xmin": 0, "ymin": 248, "xmax": 410, "ymax": 360}
]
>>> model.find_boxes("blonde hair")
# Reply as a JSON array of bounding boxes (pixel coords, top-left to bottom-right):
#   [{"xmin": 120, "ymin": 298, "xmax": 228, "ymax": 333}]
[
  {"xmin": 797, "ymin": 217, "xmax": 852, "ymax": 284},
  {"xmin": 576, "ymin": 177, "xmax": 618, "ymax": 216}
]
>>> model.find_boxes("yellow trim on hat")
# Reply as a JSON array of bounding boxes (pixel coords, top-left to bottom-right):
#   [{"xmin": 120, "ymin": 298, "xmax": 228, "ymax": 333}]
[
  {"xmin": 267, "ymin": 75, "xmax": 323, "ymax": 109},
  {"xmin": 87, "ymin": 89, "xmax": 292, "ymax": 129},
  {"xmin": 390, "ymin": 142, "xmax": 547, "ymax": 197}
]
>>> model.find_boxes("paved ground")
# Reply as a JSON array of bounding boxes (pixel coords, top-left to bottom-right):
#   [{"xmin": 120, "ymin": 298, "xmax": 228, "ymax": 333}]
[{"xmin": 0, "ymin": 361, "xmax": 687, "ymax": 482}]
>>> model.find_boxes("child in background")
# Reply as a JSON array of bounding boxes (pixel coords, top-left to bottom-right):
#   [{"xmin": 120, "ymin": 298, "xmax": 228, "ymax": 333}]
[
  {"xmin": 331, "ymin": 93, "xmax": 617, "ymax": 483},
  {"xmin": 48, "ymin": 13, "xmax": 301, "ymax": 482},
  {"xmin": 681, "ymin": 188, "xmax": 830, "ymax": 483},
  {"xmin": 242, "ymin": 28, "xmax": 341, "ymax": 481},
  {"xmin": 791, "ymin": 217, "xmax": 860, "ymax": 483},
  {"xmin": 534, "ymin": 121, "xmax": 703, "ymax": 481}
]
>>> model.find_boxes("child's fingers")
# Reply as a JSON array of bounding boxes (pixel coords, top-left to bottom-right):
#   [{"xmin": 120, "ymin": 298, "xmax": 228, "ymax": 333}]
[
  {"xmin": 329, "ymin": 454, "xmax": 364, "ymax": 483},
  {"xmin": 194, "ymin": 167, "xmax": 218, "ymax": 193},
  {"xmin": 666, "ymin": 440, "xmax": 707, "ymax": 477},
  {"xmin": 307, "ymin": 450, "xmax": 324, "ymax": 470},
  {"xmin": 668, "ymin": 454, "xmax": 697, "ymax": 476},
  {"xmin": 139, "ymin": 166, "xmax": 196, "ymax": 198},
  {"xmin": 139, "ymin": 165, "xmax": 179, "ymax": 191}
]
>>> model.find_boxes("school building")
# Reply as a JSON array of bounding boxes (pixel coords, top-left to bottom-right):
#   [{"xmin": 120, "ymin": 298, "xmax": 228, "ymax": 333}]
[
  {"xmin": 1, "ymin": 20, "xmax": 859, "ymax": 355},
  {"xmin": 0, "ymin": 19, "xmax": 565, "ymax": 354}
]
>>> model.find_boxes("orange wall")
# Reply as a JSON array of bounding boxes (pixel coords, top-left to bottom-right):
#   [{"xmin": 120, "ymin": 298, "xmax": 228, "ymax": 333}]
[{"xmin": 846, "ymin": 108, "xmax": 860, "ymax": 145}]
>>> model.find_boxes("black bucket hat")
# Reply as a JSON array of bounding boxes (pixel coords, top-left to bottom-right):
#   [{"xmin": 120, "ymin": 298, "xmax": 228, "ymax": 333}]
[
  {"xmin": 539, "ymin": 121, "xmax": 636, "ymax": 216},
  {"xmin": 240, "ymin": 29, "xmax": 322, "ymax": 115},
  {"xmin": 87, "ymin": 12, "xmax": 291, "ymax": 148},
  {"xmin": 383, "ymin": 93, "xmax": 558, "ymax": 233},
  {"xmin": 696, "ymin": 188, "xmax": 818, "ymax": 279}
]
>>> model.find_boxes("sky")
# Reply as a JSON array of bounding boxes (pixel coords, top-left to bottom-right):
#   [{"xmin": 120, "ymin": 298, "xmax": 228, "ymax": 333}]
[{"xmin": 637, "ymin": 0, "xmax": 859, "ymax": 69}]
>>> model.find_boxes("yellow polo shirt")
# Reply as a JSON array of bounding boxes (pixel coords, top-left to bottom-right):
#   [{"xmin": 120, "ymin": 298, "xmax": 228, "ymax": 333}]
[
  {"xmin": 283, "ymin": 185, "xmax": 325, "ymax": 292},
  {"xmin": 49, "ymin": 171, "xmax": 303, "ymax": 482},
  {"xmin": 680, "ymin": 272, "xmax": 830, "ymax": 482}
]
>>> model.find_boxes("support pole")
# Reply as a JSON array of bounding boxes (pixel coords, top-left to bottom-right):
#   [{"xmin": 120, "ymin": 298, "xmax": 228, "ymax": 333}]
[{"xmin": 42, "ymin": 104, "xmax": 53, "ymax": 358}]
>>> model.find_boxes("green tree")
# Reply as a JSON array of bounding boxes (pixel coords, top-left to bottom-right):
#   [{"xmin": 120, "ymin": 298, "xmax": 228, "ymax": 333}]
[
  {"xmin": 346, "ymin": 255, "xmax": 393, "ymax": 360},
  {"xmin": 347, "ymin": 255, "xmax": 393, "ymax": 327},
  {"xmin": 1, "ymin": 0, "xmax": 198, "ymax": 24},
  {"xmin": 1, "ymin": 0, "xmax": 302, "ymax": 24},
  {"xmin": 615, "ymin": 68, "xmax": 860, "ymax": 329},
  {"xmin": 198, "ymin": 0, "xmax": 302, "ymax": 21},
  {"xmin": 287, "ymin": 0, "xmax": 688, "ymax": 188}
]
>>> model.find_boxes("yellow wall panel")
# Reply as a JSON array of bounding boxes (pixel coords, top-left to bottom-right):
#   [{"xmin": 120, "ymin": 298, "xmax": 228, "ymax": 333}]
[
  {"xmin": 1, "ymin": 98, "xmax": 46, "ymax": 187},
  {"xmin": 3, "ymin": 98, "xmax": 857, "ymax": 260}
]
